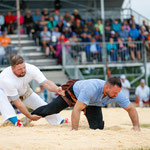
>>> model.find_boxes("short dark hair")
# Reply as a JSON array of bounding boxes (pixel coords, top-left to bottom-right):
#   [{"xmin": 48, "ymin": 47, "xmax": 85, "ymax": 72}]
[
  {"xmin": 11, "ymin": 55, "xmax": 24, "ymax": 67},
  {"xmin": 107, "ymin": 76, "xmax": 122, "ymax": 88}
]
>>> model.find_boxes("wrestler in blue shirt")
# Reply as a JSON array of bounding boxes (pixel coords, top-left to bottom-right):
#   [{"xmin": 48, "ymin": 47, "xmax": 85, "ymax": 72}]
[{"xmin": 32, "ymin": 77, "xmax": 140, "ymax": 131}]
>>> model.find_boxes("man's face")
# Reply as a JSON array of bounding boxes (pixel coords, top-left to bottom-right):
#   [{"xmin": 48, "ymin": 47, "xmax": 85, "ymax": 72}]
[
  {"xmin": 12, "ymin": 63, "xmax": 26, "ymax": 77},
  {"xmin": 104, "ymin": 84, "xmax": 121, "ymax": 98}
]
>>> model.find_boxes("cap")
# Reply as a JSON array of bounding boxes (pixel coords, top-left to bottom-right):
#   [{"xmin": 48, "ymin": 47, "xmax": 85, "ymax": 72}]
[
  {"xmin": 87, "ymin": 19, "xmax": 92, "ymax": 22},
  {"xmin": 120, "ymin": 75, "xmax": 126, "ymax": 79},
  {"xmin": 72, "ymin": 32, "xmax": 77, "ymax": 36},
  {"xmin": 111, "ymin": 30, "xmax": 115, "ymax": 34}
]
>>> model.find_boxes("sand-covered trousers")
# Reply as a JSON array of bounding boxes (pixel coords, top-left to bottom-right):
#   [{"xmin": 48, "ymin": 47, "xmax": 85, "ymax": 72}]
[{"xmin": 0, "ymin": 89, "xmax": 63, "ymax": 125}]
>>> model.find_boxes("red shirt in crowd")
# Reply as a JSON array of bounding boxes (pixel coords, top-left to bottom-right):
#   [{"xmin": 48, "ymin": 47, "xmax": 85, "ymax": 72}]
[{"xmin": 5, "ymin": 15, "xmax": 15, "ymax": 24}]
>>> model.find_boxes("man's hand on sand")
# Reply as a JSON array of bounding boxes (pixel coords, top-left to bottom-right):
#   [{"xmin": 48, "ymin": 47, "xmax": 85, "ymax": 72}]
[
  {"xmin": 132, "ymin": 126, "xmax": 140, "ymax": 131},
  {"xmin": 29, "ymin": 114, "xmax": 42, "ymax": 121}
]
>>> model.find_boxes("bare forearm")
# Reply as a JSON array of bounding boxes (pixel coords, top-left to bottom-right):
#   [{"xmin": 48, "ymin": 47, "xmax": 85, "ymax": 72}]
[
  {"xmin": 71, "ymin": 109, "xmax": 81, "ymax": 130},
  {"xmin": 128, "ymin": 107, "xmax": 140, "ymax": 127},
  {"xmin": 13, "ymin": 100, "xmax": 31, "ymax": 118},
  {"xmin": 43, "ymin": 80, "xmax": 58, "ymax": 92}
]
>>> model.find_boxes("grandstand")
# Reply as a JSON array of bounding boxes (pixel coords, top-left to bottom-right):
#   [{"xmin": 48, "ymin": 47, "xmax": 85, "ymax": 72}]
[{"xmin": 0, "ymin": 0, "xmax": 150, "ymax": 101}]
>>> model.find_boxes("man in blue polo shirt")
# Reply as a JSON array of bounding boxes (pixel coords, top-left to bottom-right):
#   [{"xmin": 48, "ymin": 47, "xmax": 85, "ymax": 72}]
[{"xmin": 32, "ymin": 77, "xmax": 140, "ymax": 131}]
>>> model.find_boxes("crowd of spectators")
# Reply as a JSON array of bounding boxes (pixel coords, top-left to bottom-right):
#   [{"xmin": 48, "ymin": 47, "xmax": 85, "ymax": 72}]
[{"xmin": 0, "ymin": 8, "xmax": 150, "ymax": 64}]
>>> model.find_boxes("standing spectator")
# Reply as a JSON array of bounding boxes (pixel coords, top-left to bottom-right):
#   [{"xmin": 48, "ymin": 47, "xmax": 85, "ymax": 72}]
[
  {"xmin": 5, "ymin": 11, "xmax": 15, "ymax": 34},
  {"xmin": 47, "ymin": 16, "xmax": 57, "ymax": 31},
  {"xmin": 72, "ymin": 9, "xmax": 81, "ymax": 21},
  {"xmin": 42, "ymin": 8, "xmax": 49, "ymax": 21},
  {"xmin": 0, "ymin": 12, "xmax": 5, "ymax": 35},
  {"xmin": 56, "ymin": 34, "xmax": 69, "ymax": 64},
  {"xmin": 106, "ymin": 37, "xmax": 117, "ymax": 62},
  {"xmin": 94, "ymin": 19, "xmax": 103, "ymax": 35},
  {"xmin": 135, "ymin": 79, "xmax": 150, "ymax": 107},
  {"xmin": 24, "ymin": 10, "xmax": 34, "ymax": 35},
  {"xmin": 112, "ymin": 19, "xmax": 121, "ymax": 33},
  {"xmin": 120, "ymin": 75, "xmax": 131, "ymax": 99},
  {"xmin": 142, "ymin": 20, "xmax": 148, "ymax": 31},
  {"xmin": 119, "ymin": 25, "xmax": 129, "ymax": 41},
  {"xmin": 128, "ymin": 15, "xmax": 135, "ymax": 27},
  {"xmin": 40, "ymin": 26, "xmax": 51, "ymax": 56}
]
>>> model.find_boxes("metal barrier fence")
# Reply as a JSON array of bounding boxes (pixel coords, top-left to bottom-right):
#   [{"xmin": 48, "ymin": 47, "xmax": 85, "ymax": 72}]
[
  {"xmin": 0, "ymin": 45, "xmax": 18, "ymax": 67},
  {"xmin": 63, "ymin": 41, "xmax": 145, "ymax": 65}
]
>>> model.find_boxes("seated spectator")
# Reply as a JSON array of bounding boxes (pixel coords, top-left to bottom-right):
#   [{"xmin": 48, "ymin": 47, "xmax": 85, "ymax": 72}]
[
  {"xmin": 14, "ymin": 11, "xmax": 24, "ymax": 34},
  {"xmin": 0, "ymin": 12, "xmax": 5, "ymax": 35},
  {"xmin": 72, "ymin": 9, "xmax": 81, "ymax": 21},
  {"xmin": 32, "ymin": 9, "xmax": 42, "ymax": 43},
  {"xmin": 52, "ymin": 27, "xmax": 61, "ymax": 40},
  {"xmin": 72, "ymin": 19, "xmax": 84, "ymax": 36},
  {"xmin": 42, "ymin": 8, "xmax": 49, "ymax": 21},
  {"xmin": 0, "ymin": 32, "xmax": 11, "ymax": 49},
  {"xmin": 94, "ymin": 19, "xmax": 103, "ymax": 35},
  {"xmin": 110, "ymin": 30, "xmax": 117, "ymax": 42},
  {"xmin": 128, "ymin": 15, "xmax": 135, "ymax": 27},
  {"xmin": 33, "ymin": 9, "xmax": 42, "ymax": 24},
  {"xmin": 106, "ymin": 37, "xmax": 117, "ymax": 62},
  {"xmin": 40, "ymin": 26, "xmax": 51, "ymax": 56},
  {"xmin": 127, "ymin": 37, "xmax": 137, "ymax": 61},
  {"xmin": 119, "ymin": 25, "xmax": 129, "ymax": 41},
  {"xmin": 59, "ymin": 16, "xmax": 67, "ymax": 26},
  {"xmin": 112, "ymin": 19, "xmax": 121, "ymax": 33},
  {"xmin": 0, "ymin": 42, "xmax": 6, "ymax": 65},
  {"xmin": 81, "ymin": 25, "xmax": 91, "ymax": 37},
  {"xmin": 24, "ymin": 10, "xmax": 34, "ymax": 35},
  {"xmin": 86, "ymin": 38, "xmax": 101, "ymax": 63},
  {"xmin": 62, "ymin": 26, "xmax": 72, "ymax": 38},
  {"xmin": 117, "ymin": 37, "xmax": 129, "ymax": 61},
  {"xmin": 104, "ymin": 21, "xmax": 111, "ymax": 41},
  {"xmin": 39, "ymin": 16, "xmax": 48, "ymax": 31},
  {"xmin": 142, "ymin": 20, "xmax": 148, "ymax": 31},
  {"xmin": 129, "ymin": 24, "xmax": 139, "ymax": 40},
  {"xmin": 93, "ymin": 26, "xmax": 102, "ymax": 42},
  {"xmin": 123, "ymin": 20, "xmax": 130, "ymax": 32},
  {"xmin": 81, "ymin": 33, "xmax": 90, "ymax": 43},
  {"xmin": 86, "ymin": 19, "xmax": 95, "ymax": 35},
  {"xmin": 5, "ymin": 11, "xmax": 15, "ymax": 34},
  {"xmin": 54, "ymin": 9, "xmax": 60, "ymax": 23},
  {"xmin": 139, "ymin": 26, "xmax": 148, "ymax": 40},
  {"xmin": 69, "ymin": 32, "xmax": 80, "ymax": 43},
  {"xmin": 56, "ymin": 20, "xmax": 64, "ymax": 33},
  {"xmin": 135, "ymin": 79, "xmax": 150, "ymax": 107},
  {"xmin": 48, "ymin": 35, "xmax": 58, "ymax": 58},
  {"xmin": 47, "ymin": 16, "xmax": 57, "ymax": 31},
  {"xmin": 64, "ymin": 12, "xmax": 70, "ymax": 22}
]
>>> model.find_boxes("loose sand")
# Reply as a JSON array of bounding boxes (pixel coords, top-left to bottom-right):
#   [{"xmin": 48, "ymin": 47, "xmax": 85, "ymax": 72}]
[{"xmin": 0, "ymin": 108, "xmax": 150, "ymax": 150}]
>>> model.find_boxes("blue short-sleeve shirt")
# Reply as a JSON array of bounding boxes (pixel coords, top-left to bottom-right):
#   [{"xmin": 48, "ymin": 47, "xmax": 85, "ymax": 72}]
[{"xmin": 73, "ymin": 79, "xmax": 130, "ymax": 108}]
